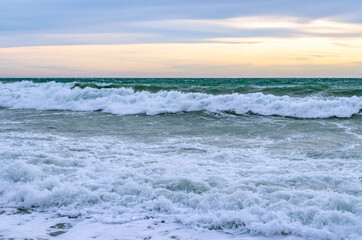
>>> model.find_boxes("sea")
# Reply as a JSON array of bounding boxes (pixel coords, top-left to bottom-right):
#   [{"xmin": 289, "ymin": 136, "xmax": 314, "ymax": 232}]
[{"xmin": 0, "ymin": 78, "xmax": 361, "ymax": 240}]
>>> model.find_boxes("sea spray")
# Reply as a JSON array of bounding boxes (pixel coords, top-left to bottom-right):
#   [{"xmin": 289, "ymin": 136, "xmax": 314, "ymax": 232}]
[{"xmin": 0, "ymin": 81, "xmax": 361, "ymax": 118}]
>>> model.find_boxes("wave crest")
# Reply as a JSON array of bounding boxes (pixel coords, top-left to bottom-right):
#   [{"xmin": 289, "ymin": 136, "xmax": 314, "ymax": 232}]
[{"xmin": 0, "ymin": 81, "xmax": 361, "ymax": 118}]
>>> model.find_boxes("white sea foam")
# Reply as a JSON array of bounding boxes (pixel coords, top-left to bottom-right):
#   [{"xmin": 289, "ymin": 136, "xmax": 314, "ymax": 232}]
[
  {"xmin": 0, "ymin": 81, "xmax": 361, "ymax": 118},
  {"xmin": 0, "ymin": 129, "xmax": 361, "ymax": 239},
  {"xmin": 1, "ymin": 81, "xmax": 361, "ymax": 239}
]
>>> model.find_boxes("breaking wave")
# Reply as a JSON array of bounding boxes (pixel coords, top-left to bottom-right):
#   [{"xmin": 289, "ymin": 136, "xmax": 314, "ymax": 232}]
[{"xmin": 0, "ymin": 81, "xmax": 361, "ymax": 118}]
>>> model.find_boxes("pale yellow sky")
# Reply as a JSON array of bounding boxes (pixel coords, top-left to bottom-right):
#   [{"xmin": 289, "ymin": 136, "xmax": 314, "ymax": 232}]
[
  {"xmin": 1, "ymin": 17, "xmax": 362, "ymax": 77},
  {"xmin": 1, "ymin": 37, "xmax": 362, "ymax": 77}
]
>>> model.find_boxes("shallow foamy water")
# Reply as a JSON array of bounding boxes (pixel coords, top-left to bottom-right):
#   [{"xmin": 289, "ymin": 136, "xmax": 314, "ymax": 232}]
[{"xmin": 0, "ymin": 107, "xmax": 361, "ymax": 240}]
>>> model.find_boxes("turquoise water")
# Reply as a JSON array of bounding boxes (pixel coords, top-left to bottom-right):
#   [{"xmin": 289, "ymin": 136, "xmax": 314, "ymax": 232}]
[
  {"xmin": 2, "ymin": 78, "xmax": 362, "ymax": 97},
  {"xmin": 0, "ymin": 78, "xmax": 361, "ymax": 239}
]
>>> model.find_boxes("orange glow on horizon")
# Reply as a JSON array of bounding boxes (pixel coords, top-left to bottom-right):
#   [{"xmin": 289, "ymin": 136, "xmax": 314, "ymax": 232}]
[{"xmin": 1, "ymin": 36, "xmax": 362, "ymax": 77}]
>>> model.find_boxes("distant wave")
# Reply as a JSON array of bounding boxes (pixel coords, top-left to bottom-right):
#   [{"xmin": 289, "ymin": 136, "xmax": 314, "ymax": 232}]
[
  {"xmin": 71, "ymin": 82, "xmax": 362, "ymax": 97},
  {"xmin": 1, "ymin": 81, "xmax": 361, "ymax": 118}
]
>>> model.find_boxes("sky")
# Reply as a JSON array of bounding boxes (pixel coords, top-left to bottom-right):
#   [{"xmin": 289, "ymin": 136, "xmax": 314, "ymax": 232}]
[{"xmin": 1, "ymin": 0, "xmax": 362, "ymax": 77}]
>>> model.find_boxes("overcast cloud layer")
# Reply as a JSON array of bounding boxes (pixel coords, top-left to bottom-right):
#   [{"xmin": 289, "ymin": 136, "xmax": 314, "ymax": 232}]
[{"xmin": 1, "ymin": 0, "xmax": 362, "ymax": 47}]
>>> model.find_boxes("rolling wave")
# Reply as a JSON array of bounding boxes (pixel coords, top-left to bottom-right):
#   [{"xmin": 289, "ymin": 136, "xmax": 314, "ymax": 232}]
[{"xmin": 0, "ymin": 81, "xmax": 361, "ymax": 118}]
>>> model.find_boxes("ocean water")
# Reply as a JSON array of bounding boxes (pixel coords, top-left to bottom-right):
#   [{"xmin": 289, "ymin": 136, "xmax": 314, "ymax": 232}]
[{"xmin": 0, "ymin": 78, "xmax": 361, "ymax": 240}]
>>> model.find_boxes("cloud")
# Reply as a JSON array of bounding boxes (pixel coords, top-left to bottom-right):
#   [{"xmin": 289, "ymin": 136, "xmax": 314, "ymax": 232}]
[
  {"xmin": 0, "ymin": 33, "xmax": 163, "ymax": 48},
  {"xmin": 1, "ymin": 0, "xmax": 362, "ymax": 33},
  {"xmin": 1, "ymin": 0, "xmax": 362, "ymax": 48},
  {"xmin": 212, "ymin": 17, "xmax": 362, "ymax": 36},
  {"xmin": 143, "ymin": 17, "xmax": 362, "ymax": 39},
  {"xmin": 2, "ymin": 16, "xmax": 362, "ymax": 48}
]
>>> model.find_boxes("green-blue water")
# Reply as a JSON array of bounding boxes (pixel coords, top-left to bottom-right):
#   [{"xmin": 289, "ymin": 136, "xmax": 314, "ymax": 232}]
[
  {"xmin": 2, "ymin": 78, "xmax": 362, "ymax": 97},
  {"xmin": 0, "ymin": 78, "xmax": 361, "ymax": 240}
]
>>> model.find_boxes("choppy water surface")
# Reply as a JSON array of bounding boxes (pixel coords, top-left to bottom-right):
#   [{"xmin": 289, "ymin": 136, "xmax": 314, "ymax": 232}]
[{"xmin": 0, "ymin": 79, "xmax": 361, "ymax": 240}]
